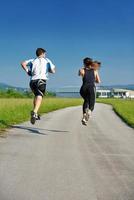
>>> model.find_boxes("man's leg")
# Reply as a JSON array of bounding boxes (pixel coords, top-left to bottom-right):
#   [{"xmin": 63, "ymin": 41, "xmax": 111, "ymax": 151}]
[
  {"xmin": 33, "ymin": 79, "xmax": 46, "ymax": 113},
  {"xmin": 30, "ymin": 80, "xmax": 46, "ymax": 124},
  {"xmin": 33, "ymin": 95, "xmax": 43, "ymax": 114},
  {"xmin": 33, "ymin": 96, "xmax": 36, "ymax": 108}
]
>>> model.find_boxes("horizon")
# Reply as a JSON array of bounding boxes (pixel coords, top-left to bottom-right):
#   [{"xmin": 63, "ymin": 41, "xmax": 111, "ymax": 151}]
[{"xmin": 0, "ymin": 82, "xmax": 134, "ymax": 91}]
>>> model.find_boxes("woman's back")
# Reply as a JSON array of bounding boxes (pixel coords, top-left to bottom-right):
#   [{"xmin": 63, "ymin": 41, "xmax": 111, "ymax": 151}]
[{"xmin": 82, "ymin": 68, "xmax": 95, "ymax": 86}]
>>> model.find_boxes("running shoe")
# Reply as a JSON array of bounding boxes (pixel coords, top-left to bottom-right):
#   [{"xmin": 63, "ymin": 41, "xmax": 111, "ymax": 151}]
[
  {"xmin": 85, "ymin": 108, "xmax": 91, "ymax": 121},
  {"xmin": 30, "ymin": 111, "xmax": 37, "ymax": 124},
  {"xmin": 81, "ymin": 115, "xmax": 87, "ymax": 126},
  {"xmin": 36, "ymin": 114, "xmax": 41, "ymax": 120}
]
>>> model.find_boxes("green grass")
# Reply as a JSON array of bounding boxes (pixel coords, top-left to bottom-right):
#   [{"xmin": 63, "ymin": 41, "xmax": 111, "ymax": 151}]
[
  {"xmin": 96, "ymin": 98, "xmax": 134, "ymax": 128},
  {"xmin": 0, "ymin": 97, "xmax": 133, "ymax": 134},
  {"xmin": 0, "ymin": 98, "xmax": 82, "ymax": 132}
]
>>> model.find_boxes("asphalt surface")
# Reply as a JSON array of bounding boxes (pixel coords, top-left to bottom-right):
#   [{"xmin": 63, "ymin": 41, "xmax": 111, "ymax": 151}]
[{"xmin": 0, "ymin": 103, "xmax": 134, "ymax": 200}]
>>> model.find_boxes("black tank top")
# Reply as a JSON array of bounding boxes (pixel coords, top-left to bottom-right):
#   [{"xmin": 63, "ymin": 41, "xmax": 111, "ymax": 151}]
[{"xmin": 82, "ymin": 68, "xmax": 95, "ymax": 86}]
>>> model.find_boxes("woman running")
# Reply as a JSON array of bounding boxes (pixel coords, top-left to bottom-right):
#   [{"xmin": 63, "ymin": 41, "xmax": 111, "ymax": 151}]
[{"xmin": 78, "ymin": 57, "xmax": 101, "ymax": 125}]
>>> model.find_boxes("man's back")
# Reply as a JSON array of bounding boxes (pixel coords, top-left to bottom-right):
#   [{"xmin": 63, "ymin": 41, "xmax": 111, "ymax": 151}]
[{"xmin": 26, "ymin": 57, "xmax": 55, "ymax": 80}]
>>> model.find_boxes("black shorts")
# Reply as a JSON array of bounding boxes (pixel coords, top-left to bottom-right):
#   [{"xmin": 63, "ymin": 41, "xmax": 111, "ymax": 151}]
[{"xmin": 30, "ymin": 79, "xmax": 46, "ymax": 97}]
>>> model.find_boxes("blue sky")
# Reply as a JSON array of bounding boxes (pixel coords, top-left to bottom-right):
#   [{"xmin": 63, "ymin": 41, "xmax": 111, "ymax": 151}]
[{"xmin": 0, "ymin": 0, "xmax": 134, "ymax": 89}]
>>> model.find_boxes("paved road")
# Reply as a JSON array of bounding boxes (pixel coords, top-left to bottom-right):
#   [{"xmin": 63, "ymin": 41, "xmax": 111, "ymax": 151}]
[{"xmin": 0, "ymin": 103, "xmax": 134, "ymax": 200}]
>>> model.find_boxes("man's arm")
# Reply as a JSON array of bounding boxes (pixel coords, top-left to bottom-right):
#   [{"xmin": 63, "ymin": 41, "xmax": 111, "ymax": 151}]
[
  {"xmin": 47, "ymin": 59, "xmax": 56, "ymax": 73},
  {"xmin": 50, "ymin": 66, "xmax": 56, "ymax": 73},
  {"xmin": 21, "ymin": 61, "xmax": 29, "ymax": 73},
  {"xmin": 21, "ymin": 59, "xmax": 33, "ymax": 76}
]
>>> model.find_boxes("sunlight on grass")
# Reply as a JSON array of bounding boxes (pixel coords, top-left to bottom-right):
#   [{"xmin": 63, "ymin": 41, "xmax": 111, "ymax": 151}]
[
  {"xmin": 97, "ymin": 98, "xmax": 134, "ymax": 128},
  {"xmin": 0, "ymin": 98, "xmax": 82, "ymax": 131}
]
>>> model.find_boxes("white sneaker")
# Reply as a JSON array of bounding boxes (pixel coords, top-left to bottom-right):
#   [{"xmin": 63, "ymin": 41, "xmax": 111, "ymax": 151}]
[{"xmin": 81, "ymin": 115, "xmax": 87, "ymax": 126}]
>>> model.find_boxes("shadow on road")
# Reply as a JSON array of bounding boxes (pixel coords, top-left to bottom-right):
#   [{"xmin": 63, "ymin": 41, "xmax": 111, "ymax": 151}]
[
  {"xmin": 11, "ymin": 125, "xmax": 46, "ymax": 135},
  {"xmin": 11, "ymin": 125, "xmax": 69, "ymax": 135}
]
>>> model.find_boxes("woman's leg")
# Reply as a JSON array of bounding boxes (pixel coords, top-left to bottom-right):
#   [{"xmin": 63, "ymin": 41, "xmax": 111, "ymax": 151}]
[
  {"xmin": 88, "ymin": 86, "xmax": 96, "ymax": 112},
  {"xmin": 80, "ymin": 85, "xmax": 89, "ymax": 125},
  {"xmin": 80, "ymin": 85, "xmax": 89, "ymax": 114},
  {"xmin": 83, "ymin": 98, "xmax": 89, "ymax": 114}
]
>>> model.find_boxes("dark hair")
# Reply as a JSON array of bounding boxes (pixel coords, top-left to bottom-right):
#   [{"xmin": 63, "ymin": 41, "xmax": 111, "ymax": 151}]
[
  {"xmin": 83, "ymin": 57, "xmax": 93, "ymax": 66},
  {"xmin": 36, "ymin": 48, "xmax": 46, "ymax": 57}
]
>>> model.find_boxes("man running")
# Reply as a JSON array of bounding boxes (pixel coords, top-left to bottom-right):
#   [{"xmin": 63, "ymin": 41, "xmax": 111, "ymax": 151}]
[
  {"xmin": 78, "ymin": 58, "xmax": 101, "ymax": 125},
  {"xmin": 21, "ymin": 48, "xmax": 56, "ymax": 124}
]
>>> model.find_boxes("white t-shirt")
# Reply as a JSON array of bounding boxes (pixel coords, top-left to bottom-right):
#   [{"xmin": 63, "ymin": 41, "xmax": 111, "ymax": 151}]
[{"xmin": 25, "ymin": 57, "xmax": 55, "ymax": 80}]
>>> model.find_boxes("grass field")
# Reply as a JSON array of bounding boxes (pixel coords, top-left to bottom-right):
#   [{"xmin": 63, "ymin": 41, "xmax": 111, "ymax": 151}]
[
  {"xmin": 97, "ymin": 98, "xmax": 134, "ymax": 128},
  {"xmin": 0, "ymin": 98, "xmax": 82, "ymax": 132},
  {"xmin": 0, "ymin": 98, "xmax": 134, "ymax": 134}
]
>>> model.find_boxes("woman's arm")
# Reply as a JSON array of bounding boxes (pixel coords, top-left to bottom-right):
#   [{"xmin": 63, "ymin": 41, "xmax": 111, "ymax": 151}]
[
  {"xmin": 94, "ymin": 70, "xmax": 101, "ymax": 83},
  {"xmin": 78, "ymin": 68, "xmax": 85, "ymax": 77}
]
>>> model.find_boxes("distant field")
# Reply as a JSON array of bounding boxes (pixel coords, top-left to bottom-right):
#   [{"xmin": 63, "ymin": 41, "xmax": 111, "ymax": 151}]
[
  {"xmin": 0, "ymin": 98, "xmax": 82, "ymax": 132},
  {"xmin": 96, "ymin": 98, "xmax": 134, "ymax": 128}
]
